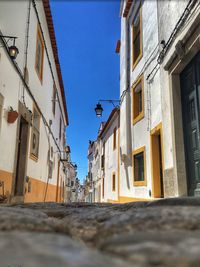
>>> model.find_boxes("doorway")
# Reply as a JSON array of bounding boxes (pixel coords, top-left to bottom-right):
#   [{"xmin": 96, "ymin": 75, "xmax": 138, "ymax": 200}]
[
  {"xmin": 151, "ymin": 124, "xmax": 164, "ymax": 198},
  {"xmin": 180, "ymin": 51, "xmax": 200, "ymax": 196},
  {"xmin": 14, "ymin": 116, "xmax": 29, "ymax": 196}
]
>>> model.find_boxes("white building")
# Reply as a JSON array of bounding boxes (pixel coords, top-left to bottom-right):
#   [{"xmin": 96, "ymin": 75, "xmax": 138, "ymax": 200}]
[
  {"xmin": 118, "ymin": 0, "xmax": 200, "ymax": 202},
  {"xmin": 157, "ymin": 0, "xmax": 200, "ymax": 197},
  {"xmin": 99, "ymin": 108, "xmax": 120, "ymax": 203},
  {"xmin": 0, "ymin": 0, "xmax": 69, "ymax": 203},
  {"xmin": 87, "ymin": 140, "xmax": 99, "ymax": 202},
  {"xmin": 119, "ymin": 0, "xmax": 162, "ymax": 202},
  {"xmin": 65, "ymin": 146, "xmax": 77, "ymax": 203}
]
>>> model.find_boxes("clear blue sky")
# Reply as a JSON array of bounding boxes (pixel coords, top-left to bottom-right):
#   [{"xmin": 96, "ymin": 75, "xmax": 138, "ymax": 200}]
[{"xmin": 51, "ymin": 0, "xmax": 120, "ymax": 182}]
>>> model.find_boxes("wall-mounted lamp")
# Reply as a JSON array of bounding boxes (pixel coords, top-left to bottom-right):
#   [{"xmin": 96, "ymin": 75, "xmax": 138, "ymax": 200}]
[
  {"xmin": 0, "ymin": 35, "xmax": 19, "ymax": 60},
  {"xmin": 94, "ymin": 99, "xmax": 120, "ymax": 117},
  {"xmin": 74, "ymin": 164, "xmax": 77, "ymax": 171}
]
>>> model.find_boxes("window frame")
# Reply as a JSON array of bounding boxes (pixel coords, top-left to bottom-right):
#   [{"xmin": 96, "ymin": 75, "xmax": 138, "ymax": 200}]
[
  {"xmin": 59, "ymin": 117, "xmax": 62, "ymax": 141},
  {"xmin": 52, "ymin": 84, "xmax": 57, "ymax": 116},
  {"xmin": 112, "ymin": 172, "xmax": 116, "ymax": 192},
  {"xmin": 30, "ymin": 105, "xmax": 41, "ymax": 161},
  {"xmin": 132, "ymin": 75, "xmax": 144, "ymax": 125},
  {"xmin": 113, "ymin": 127, "xmax": 117, "ymax": 150},
  {"xmin": 132, "ymin": 146, "xmax": 146, "ymax": 186},
  {"xmin": 132, "ymin": 6, "xmax": 143, "ymax": 70},
  {"xmin": 102, "ymin": 177, "xmax": 105, "ymax": 198},
  {"xmin": 35, "ymin": 25, "xmax": 44, "ymax": 83}
]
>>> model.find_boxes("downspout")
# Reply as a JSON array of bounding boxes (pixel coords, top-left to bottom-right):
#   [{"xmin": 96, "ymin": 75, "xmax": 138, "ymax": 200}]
[
  {"xmin": 121, "ymin": 13, "xmax": 132, "ymax": 162},
  {"xmin": 22, "ymin": 0, "xmax": 31, "ymax": 105}
]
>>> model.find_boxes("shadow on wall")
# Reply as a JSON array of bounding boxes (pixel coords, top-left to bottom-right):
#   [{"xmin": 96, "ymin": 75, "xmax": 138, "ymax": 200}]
[{"xmin": 120, "ymin": 147, "xmax": 132, "ymax": 190}]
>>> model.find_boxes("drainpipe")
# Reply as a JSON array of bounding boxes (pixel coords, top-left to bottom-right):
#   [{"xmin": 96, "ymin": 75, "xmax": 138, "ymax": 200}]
[{"xmin": 121, "ymin": 15, "xmax": 132, "ymax": 162}]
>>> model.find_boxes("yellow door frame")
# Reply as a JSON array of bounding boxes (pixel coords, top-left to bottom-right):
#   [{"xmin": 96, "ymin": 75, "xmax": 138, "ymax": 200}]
[{"xmin": 150, "ymin": 122, "xmax": 164, "ymax": 198}]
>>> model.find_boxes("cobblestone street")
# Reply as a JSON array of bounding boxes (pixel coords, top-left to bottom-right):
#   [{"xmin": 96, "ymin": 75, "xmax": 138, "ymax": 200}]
[{"xmin": 0, "ymin": 198, "xmax": 200, "ymax": 267}]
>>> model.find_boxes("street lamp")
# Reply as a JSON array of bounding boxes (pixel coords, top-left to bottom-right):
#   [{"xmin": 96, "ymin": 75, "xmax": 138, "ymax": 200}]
[
  {"xmin": 94, "ymin": 99, "xmax": 120, "ymax": 117},
  {"xmin": 0, "ymin": 35, "xmax": 19, "ymax": 60},
  {"xmin": 95, "ymin": 102, "xmax": 103, "ymax": 117},
  {"xmin": 74, "ymin": 164, "xmax": 77, "ymax": 171}
]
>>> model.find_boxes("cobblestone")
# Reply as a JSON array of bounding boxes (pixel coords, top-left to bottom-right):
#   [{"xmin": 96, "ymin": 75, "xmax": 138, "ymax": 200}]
[{"xmin": 1, "ymin": 198, "xmax": 200, "ymax": 266}]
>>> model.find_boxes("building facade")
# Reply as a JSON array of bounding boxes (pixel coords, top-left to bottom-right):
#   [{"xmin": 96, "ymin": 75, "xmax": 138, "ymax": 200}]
[
  {"xmin": 87, "ymin": 140, "xmax": 100, "ymax": 202},
  {"xmin": 0, "ymin": 0, "xmax": 69, "ymax": 203},
  {"xmin": 88, "ymin": 0, "xmax": 200, "ymax": 203},
  {"xmin": 99, "ymin": 108, "xmax": 120, "ymax": 203},
  {"xmin": 157, "ymin": 0, "xmax": 200, "ymax": 197},
  {"xmin": 119, "ymin": 0, "xmax": 162, "ymax": 202},
  {"xmin": 86, "ymin": 109, "xmax": 120, "ymax": 203},
  {"xmin": 118, "ymin": 0, "xmax": 200, "ymax": 201}
]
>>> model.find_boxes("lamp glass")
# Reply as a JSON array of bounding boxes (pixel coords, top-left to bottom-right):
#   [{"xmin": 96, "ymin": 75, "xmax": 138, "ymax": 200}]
[
  {"xmin": 95, "ymin": 103, "xmax": 103, "ymax": 117},
  {"xmin": 9, "ymin": 45, "xmax": 19, "ymax": 59}
]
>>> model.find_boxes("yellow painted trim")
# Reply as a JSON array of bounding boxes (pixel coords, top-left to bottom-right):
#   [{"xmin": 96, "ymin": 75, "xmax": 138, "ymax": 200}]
[
  {"xmin": 29, "ymin": 103, "xmax": 41, "ymax": 161},
  {"xmin": 150, "ymin": 122, "xmax": 165, "ymax": 198},
  {"xmin": 102, "ymin": 176, "xmax": 105, "ymax": 199},
  {"xmin": 24, "ymin": 176, "xmax": 60, "ymax": 203},
  {"xmin": 113, "ymin": 127, "xmax": 117, "ymax": 150},
  {"xmin": 132, "ymin": 7, "xmax": 143, "ymax": 71},
  {"xmin": 0, "ymin": 169, "xmax": 61, "ymax": 203},
  {"xmin": 0, "ymin": 169, "xmax": 13, "ymax": 198},
  {"xmin": 132, "ymin": 75, "xmax": 144, "ymax": 125},
  {"xmin": 108, "ymin": 196, "xmax": 153, "ymax": 204},
  {"xmin": 132, "ymin": 146, "xmax": 147, "ymax": 187},
  {"xmin": 29, "ymin": 154, "xmax": 38, "ymax": 162},
  {"xmin": 117, "ymin": 121, "xmax": 120, "ymax": 201},
  {"xmin": 35, "ymin": 24, "xmax": 45, "ymax": 84}
]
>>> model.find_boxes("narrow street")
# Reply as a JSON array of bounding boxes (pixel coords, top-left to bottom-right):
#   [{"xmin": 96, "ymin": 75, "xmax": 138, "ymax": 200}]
[{"xmin": 1, "ymin": 198, "xmax": 200, "ymax": 267}]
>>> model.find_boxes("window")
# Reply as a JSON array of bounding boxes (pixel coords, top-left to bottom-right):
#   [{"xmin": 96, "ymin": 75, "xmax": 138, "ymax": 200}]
[
  {"xmin": 59, "ymin": 117, "xmax": 62, "ymax": 140},
  {"xmin": 133, "ymin": 147, "xmax": 146, "ymax": 186},
  {"xmin": 35, "ymin": 26, "xmax": 44, "ymax": 82},
  {"xmin": 101, "ymin": 142, "xmax": 105, "ymax": 170},
  {"xmin": 52, "ymin": 84, "xmax": 57, "ymax": 116},
  {"xmin": 112, "ymin": 173, "xmax": 116, "ymax": 191},
  {"xmin": 113, "ymin": 127, "xmax": 117, "ymax": 150},
  {"xmin": 63, "ymin": 131, "xmax": 66, "ymax": 148},
  {"xmin": 30, "ymin": 106, "xmax": 40, "ymax": 159},
  {"xmin": 132, "ymin": 6, "xmax": 142, "ymax": 69},
  {"xmin": 132, "ymin": 75, "xmax": 144, "ymax": 124}
]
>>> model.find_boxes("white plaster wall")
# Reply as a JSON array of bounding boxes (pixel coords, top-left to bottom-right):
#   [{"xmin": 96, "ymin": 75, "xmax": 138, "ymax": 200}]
[
  {"xmin": 157, "ymin": 0, "xmax": 198, "ymax": 197},
  {"xmin": 101, "ymin": 113, "xmax": 119, "ymax": 202},
  {"xmin": 157, "ymin": 0, "xmax": 189, "ymax": 172},
  {"xmin": 0, "ymin": 1, "xmax": 67, "ymax": 191}
]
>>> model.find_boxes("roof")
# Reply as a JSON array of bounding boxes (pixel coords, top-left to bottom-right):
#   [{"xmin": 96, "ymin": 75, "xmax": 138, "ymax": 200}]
[
  {"xmin": 66, "ymin": 145, "xmax": 71, "ymax": 153},
  {"xmin": 115, "ymin": 40, "xmax": 121, "ymax": 54},
  {"xmin": 122, "ymin": 0, "xmax": 133, "ymax": 18},
  {"xmin": 88, "ymin": 141, "xmax": 95, "ymax": 156},
  {"xmin": 98, "ymin": 108, "xmax": 120, "ymax": 139},
  {"xmin": 42, "ymin": 0, "xmax": 69, "ymax": 126}
]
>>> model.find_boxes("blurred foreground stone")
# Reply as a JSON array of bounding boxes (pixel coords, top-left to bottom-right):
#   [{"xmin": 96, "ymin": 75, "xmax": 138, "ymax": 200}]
[{"xmin": 0, "ymin": 197, "xmax": 200, "ymax": 266}]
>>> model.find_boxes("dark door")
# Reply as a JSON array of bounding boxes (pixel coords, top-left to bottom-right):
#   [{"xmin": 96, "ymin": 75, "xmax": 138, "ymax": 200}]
[
  {"xmin": 14, "ymin": 116, "xmax": 29, "ymax": 196},
  {"xmin": 181, "ymin": 52, "xmax": 200, "ymax": 196}
]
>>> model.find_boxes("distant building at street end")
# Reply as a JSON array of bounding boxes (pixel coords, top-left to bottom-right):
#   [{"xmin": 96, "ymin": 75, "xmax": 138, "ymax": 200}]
[{"xmin": 86, "ymin": 108, "xmax": 120, "ymax": 203}]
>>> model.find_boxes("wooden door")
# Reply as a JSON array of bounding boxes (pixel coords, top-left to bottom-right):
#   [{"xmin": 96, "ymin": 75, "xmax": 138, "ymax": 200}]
[{"xmin": 14, "ymin": 116, "xmax": 29, "ymax": 196}]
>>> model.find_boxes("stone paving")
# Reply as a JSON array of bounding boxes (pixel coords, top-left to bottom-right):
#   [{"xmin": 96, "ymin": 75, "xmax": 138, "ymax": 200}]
[{"xmin": 1, "ymin": 198, "xmax": 200, "ymax": 266}]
